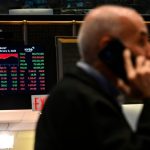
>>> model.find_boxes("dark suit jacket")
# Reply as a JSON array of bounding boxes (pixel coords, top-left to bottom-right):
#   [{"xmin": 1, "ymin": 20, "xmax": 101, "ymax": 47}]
[{"xmin": 34, "ymin": 66, "xmax": 150, "ymax": 150}]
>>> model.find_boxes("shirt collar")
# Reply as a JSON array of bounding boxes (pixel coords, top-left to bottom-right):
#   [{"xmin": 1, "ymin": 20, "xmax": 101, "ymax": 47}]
[{"xmin": 76, "ymin": 61, "xmax": 125, "ymax": 104}]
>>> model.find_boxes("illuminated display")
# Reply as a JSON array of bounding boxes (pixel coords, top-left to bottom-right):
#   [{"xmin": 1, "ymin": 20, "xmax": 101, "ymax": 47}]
[
  {"xmin": 0, "ymin": 45, "xmax": 51, "ymax": 95},
  {"xmin": 65, "ymin": 0, "xmax": 95, "ymax": 8}
]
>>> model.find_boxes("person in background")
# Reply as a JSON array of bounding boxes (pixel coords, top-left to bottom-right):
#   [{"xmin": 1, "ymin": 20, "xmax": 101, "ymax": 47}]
[{"xmin": 34, "ymin": 5, "xmax": 150, "ymax": 150}]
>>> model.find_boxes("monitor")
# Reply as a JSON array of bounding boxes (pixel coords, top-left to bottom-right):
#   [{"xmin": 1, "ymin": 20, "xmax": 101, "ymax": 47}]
[
  {"xmin": 65, "ymin": 0, "xmax": 96, "ymax": 9},
  {"xmin": 24, "ymin": 0, "xmax": 48, "ymax": 8},
  {"xmin": 0, "ymin": 44, "xmax": 57, "ymax": 109},
  {"xmin": 55, "ymin": 36, "xmax": 79, "ymax": 80}
]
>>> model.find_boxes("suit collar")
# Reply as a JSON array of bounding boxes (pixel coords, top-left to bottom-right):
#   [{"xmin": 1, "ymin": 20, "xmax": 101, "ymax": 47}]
[{"xmin": 65, "ymin": 64, "xmax": 125, "ymax": 105}]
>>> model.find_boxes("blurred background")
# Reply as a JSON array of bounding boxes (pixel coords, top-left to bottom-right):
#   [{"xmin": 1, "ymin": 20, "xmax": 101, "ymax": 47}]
[{"xmin": 0, "ymin": 0, "xmax": 150, "ymax": 14}]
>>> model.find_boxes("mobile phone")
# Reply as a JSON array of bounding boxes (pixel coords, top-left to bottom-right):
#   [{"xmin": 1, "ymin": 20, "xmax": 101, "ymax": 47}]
[{"xmin": 98, "ymin": 38, "xmax": 135, "ymax": 82}]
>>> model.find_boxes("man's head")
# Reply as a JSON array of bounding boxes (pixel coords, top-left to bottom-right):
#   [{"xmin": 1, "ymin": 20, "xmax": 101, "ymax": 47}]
[{"xmin": 78, "ymin": 5, "xmax": 150, "ymax": 66}]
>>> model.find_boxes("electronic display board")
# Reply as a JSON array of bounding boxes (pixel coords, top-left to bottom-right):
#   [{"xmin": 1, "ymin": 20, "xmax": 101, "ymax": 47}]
[{"xmin": 0, "ymin": 45, "xmax": 57, "ymax": 109}]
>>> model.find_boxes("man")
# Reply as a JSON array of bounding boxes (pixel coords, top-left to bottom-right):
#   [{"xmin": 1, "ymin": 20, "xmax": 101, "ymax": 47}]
[{"xmin": 34, "ymin": 5, "xmax": 150, "ymax": 150}]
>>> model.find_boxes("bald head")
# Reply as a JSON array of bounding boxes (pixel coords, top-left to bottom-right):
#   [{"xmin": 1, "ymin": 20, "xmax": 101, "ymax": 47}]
[{"xmin": 78, "ymin": 5, "xmax": 145, "ymax": 64}]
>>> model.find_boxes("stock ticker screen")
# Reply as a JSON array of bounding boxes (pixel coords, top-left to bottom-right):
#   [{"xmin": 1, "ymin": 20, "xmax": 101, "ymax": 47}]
[
  {"xmin": 0, "ymin": 45, "xmax": 46, "ymax": 93},
  {"xmin": 0, "ymin": 45, "xmax": 56, "ymax": 109}
]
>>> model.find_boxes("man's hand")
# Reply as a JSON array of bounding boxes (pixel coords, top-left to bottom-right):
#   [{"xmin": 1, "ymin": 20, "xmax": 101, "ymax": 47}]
[{"xmin": 123, "ymin": 49, "xmax": 150, "ymax": 98}]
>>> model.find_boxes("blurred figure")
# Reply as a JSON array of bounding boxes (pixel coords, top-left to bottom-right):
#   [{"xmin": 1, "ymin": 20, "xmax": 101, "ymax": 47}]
[{"xmin": 35, "ymin": 5, "xmax": 150, "ymax": 150}]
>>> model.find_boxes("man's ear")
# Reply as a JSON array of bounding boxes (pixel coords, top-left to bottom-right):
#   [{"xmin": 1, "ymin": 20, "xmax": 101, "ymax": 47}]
[{"xmin": 98, "ymin": 36, "xmax": 112, "ymax": 50}]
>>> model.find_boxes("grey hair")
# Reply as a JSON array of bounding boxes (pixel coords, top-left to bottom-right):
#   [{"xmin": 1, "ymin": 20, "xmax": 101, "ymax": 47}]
[{"xmin": 77, "ymin": 5, "xmax": 141, "ymax": 63}]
